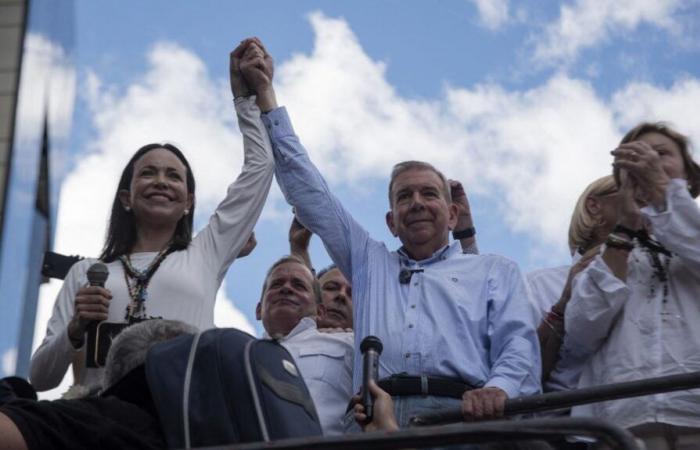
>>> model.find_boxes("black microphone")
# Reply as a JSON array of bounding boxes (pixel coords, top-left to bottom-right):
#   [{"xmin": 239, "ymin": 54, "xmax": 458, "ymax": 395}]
[
  {"xmin": 87, "ymin": 262, "xmax": 109, "ymax": 288},
  {"xmin": 360, "ymin": 335, "xmax": 383, "ymax": 421},
  {"xmin": 85, "ymin": 263, "xmax": 109, "ymax": 368},
  {"xmin": 399, "ymin": 268, "xmax": 424, "ymax": 284}
]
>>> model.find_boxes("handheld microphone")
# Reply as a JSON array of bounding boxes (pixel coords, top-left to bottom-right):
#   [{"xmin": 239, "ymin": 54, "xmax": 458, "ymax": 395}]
[
  {"xmin": 360, "ymin": 335, "xmax": 383, "ymax": 421},
  {"xmin": 399, "ymin": 268, "xmax": 424, "ymax": 284},
  {"xmin": 87, "ymin": 262, "xmax": 109, "ymax": 287},
  {"xmin": 85, "ymin": 263, "xmax": 109, "ymax": 368}
]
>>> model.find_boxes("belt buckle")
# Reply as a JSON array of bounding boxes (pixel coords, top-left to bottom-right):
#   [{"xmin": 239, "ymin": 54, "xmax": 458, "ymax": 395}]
[{"xmin": 420, "ymin": 375, "xmax": 428, "ymax": 397}]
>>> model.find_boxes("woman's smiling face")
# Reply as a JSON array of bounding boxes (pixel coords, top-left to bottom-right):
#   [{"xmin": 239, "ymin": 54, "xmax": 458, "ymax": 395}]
[{"xmin": 119, "ymin": 147, "xmax": 193, "ymax": 228}]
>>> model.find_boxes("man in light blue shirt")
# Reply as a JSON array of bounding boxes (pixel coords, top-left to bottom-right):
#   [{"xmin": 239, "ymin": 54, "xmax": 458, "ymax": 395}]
[{"xmin": 243, "ymin": 38, "xmax": 540, "ymax": 426}]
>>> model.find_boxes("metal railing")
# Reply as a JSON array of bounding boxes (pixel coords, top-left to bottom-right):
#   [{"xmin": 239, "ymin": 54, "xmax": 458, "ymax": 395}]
[
  {"xmin": 411, "ymin": 371, "xmax": 700, "ymax": 426},
  {"xmin": 196, "ymin": 370, "xmax": 700, "ymax": 450},
  {"xmin": 205, "ymin": 418, "xmax": 637, "ymax": 450}
]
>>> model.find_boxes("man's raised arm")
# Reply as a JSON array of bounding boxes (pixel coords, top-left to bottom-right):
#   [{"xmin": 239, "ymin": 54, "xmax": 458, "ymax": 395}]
[{"xmin": 240, "ymin": 38, "xmax": 372, "ymax": 280}]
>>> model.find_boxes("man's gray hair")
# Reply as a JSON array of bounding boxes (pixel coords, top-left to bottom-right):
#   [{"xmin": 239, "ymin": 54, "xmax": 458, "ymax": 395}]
[
  {"xmin": 103, "ymin": 319, "xmax": 198, "ymax": 389},
  {"xmin": 387, "ymin": 160, "xmax": 452, "ymax": 206}
]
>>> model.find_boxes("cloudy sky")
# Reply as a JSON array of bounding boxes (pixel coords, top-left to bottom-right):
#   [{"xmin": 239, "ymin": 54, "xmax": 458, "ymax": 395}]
[{"xmin": 24, "ymin": 0, "xmax": 700, "ymax": 397}]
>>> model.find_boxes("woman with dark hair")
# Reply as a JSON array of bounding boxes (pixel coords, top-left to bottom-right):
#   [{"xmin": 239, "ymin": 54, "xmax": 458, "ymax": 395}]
[
  {"xmin": 565, "ymin": 122, "xmax": 700, "ymax": 447},
  {"xmin": 29, "ymin": 39, "xmax": 275, "ymax": 392}
]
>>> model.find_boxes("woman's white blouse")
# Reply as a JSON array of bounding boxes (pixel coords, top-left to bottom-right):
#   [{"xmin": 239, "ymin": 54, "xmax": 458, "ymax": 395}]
[
  {"xmin": 29, "ymin": 97, "xmax": 275, "ymax": 392},
  {"xmin": 566, "ymin": 178, "xmax": 700, "ymax": 429}
]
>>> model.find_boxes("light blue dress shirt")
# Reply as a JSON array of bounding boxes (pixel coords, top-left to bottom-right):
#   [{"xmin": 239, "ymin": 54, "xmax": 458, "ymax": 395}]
[{"xmin": 262, "ymin": 107, "xmax": 541, "ymax": 398}]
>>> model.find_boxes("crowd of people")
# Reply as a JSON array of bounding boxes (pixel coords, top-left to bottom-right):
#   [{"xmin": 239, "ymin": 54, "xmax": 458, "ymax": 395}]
[{"xmin": 0, "ymin": 37, "xmax": 698, "ymax": 450}]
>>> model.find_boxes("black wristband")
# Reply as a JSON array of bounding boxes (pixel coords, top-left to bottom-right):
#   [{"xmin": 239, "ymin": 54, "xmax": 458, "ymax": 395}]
[
  {"xmin": 606, "ymin": 238, "xmax": 634, "ymax": 252},
  {"xmin": 613, "ymin": 224, "xmax": 640, "ymax": 240},
  {"xmin": 452, "ymin": 227, "xmax": 476, "ymax": 240}
]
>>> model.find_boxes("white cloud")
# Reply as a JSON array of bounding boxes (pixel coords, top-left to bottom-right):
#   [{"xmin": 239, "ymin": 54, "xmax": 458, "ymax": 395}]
[
  {"xmin": 469, "ymin": 0, "xmax": 510, "ymax": 30},
  {"xmin": 2, "ymin": 347, "xmax": 17, "ymax": 376},
  {"xmin": 611, "ymin": 77, "xmax": 700, "ymax": 138},
  {"xmin": 214, "ymin": 281, "xmax": 256, "ymax": 335},
  {"xmin": 532, "ymin": 0, "xmax": 686, "ymax": 66},
  {"xmin": 36, "ymin": 12, "xmax": 700, "ymax": 378},
  {"xmin": 275, "ymin": 12, "xmax": 700, "ymax": 258}
]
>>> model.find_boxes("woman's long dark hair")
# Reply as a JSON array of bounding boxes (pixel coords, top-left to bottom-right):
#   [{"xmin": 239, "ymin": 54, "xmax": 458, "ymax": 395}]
[{"xmin": 99, "ymin": 143, "xmax": 196, "ymax": 262}]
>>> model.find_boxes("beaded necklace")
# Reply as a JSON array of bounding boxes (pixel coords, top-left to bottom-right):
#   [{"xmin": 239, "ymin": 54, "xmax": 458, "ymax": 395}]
[
  {"xmin": 119, "ymin": 245, "xmax": 175, "ymax": 322},
  {"xmin": 636, "ymin": 230, "xmax": 672, "ymax": 302}
]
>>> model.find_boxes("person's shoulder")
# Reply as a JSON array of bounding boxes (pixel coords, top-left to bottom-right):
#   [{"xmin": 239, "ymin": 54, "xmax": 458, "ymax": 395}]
[
  {"xmin": 458, "ymin": 252, "xmax": 519, "ymax": 270},
  {"xmin": 315, "ymin": 329, "xmax": 354, "ymax": 347},
  {"xmin": 527, "ymin": 265, "xmax": 570, "ymax": 283}
]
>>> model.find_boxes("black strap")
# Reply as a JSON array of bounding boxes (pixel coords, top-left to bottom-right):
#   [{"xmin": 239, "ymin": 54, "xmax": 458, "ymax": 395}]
[
  {"xmin": 452, "ymin": 227, "xmax": 476, "ymax": 240},
  {"xmin": 378, "ymin": 375, "xmax": 472, "ymax": 399},
  {"xmin": 256, "ymin": 363, "xmax": 319, "ymax": 422}
]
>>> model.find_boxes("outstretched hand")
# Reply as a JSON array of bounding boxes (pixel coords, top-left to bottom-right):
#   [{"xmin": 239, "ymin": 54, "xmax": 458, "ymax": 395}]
[
  {"xmin": 289, "ymin": 216, "xmax": 313, "ymax": 269},
  {"xmin": 289, "ymin": 216, "xmax": 312, "ymax": 250},
  {"xmin": 234, "ymin": 38, "xmax": 276, "ymax": 113},
  {"xmin": 229, "ymin": 38, "xmax": 259, "ymax": 98},
  {"xmin": 615, "ymin": 170, "xmax": 643, "ymax": 230},
  {"xmin": 237, "ymin": 232, "xmax": 257, "ymax": 259},
  {"xmin": 352, "ymin": 380, "xmax": 399, "ymax": 432},
  {"xmin": 449, "ymin": 179, "xmax": 474, "ymax": 232}
]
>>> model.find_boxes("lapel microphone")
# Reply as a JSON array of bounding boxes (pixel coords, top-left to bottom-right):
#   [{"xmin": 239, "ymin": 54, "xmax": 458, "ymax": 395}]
[{"xmin": 399, "ymin": 268, "xmax": 424, "ymax": 284}]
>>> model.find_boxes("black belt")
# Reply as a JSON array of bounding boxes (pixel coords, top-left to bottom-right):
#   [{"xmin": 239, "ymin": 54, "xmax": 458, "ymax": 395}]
[{"xmin": 378, "ymin": 375, "xmax": 472, "ymax": 399}]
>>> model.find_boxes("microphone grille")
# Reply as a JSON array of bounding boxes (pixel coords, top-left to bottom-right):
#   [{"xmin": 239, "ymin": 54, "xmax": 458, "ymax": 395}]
[
  {"xmin": 87, "ymin": 262, "xmax": 109, "ymax": 286},
  {"xmin": 360, "ymin": 335, "xmax": 383, "ymax": 354}
]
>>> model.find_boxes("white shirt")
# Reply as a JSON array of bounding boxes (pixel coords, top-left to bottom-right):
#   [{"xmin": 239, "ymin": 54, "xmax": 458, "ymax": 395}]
[
  {"xmin": 527, "ymin": 254, "xmax": 587, "ymax": 393},
  {"xmin": 275, "ymin": 318, "xmax": 353, "ymax": 436},
  {"xmin": 527, "ymin": 262, "xmax": 573, "ymax": 323},
  {"xmin": 30, "ymin": 96, "xmax": 275, "ymax": 391},
  {"xmin": 566, "ymin": 179, "xmax": 700, "ymax": 429}
]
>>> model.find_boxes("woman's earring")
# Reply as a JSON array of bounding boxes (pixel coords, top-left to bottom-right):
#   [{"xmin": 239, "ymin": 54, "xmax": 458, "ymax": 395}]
[
  {"xmin": 124, "ymin": 205, "xmax": 131, "ymax": 212},
  {"xmin": 184, "ymin": 209, "xmax": 190, "ymax": 215}
]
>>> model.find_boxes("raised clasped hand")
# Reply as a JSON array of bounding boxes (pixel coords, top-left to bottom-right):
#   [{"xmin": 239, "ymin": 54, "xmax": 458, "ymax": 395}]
[{"xmin": 612, "ymin": 140, "xmax": 670, "ymax": 209}]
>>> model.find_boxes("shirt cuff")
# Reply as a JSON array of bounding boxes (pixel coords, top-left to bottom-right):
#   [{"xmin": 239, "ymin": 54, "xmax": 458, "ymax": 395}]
[
  {"xmin": 234, "ymin": 95, "xmax": 255, "ymax": 106},
  {"xmin": 641, "ymin": 178, "xmax": 687, "ymax": 225},
  {"xmin": 261, "ymin": 107, "xmax": 295, "ymax": 140},
  {"xmin": 64, "ymin": 327, "xmax": 85, "ymax": 351},
  {"xmin": 484, "ymin": 376, "xmax": 519, "ymax": 399},
  {"xmin": 588, "ymin": 255, "xmax": 629, "ymax": 295}
]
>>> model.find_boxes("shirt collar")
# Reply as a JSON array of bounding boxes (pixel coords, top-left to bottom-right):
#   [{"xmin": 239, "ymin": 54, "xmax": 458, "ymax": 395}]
[
  {"xmin": 397, "ymin": 241, "xmax": 460, "ymax": 266},
  {"xmin": 263, "ymin": 316, "xmax": 317, "ymax": 340}
]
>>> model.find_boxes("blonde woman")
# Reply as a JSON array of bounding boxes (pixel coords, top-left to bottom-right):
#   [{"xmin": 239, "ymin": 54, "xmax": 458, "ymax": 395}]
[{"xmin": 566, "ymin": 123, "xmax": 700, "ymax": 447}]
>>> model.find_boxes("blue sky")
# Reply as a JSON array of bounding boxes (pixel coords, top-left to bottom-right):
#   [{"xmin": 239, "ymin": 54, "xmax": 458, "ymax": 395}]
[{"xmin": 24, "ymin": 0, "xmax": 700, "ymax": 397}]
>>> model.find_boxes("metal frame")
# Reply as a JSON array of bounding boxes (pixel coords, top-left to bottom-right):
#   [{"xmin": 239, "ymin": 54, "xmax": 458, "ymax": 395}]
[
  {"xmin": 411, "ymin": 371, "xmax": 700, "ymax": 426},
  {"xmin": 199, "ymin": 418, "xmax": 637, "ymax": 450}
]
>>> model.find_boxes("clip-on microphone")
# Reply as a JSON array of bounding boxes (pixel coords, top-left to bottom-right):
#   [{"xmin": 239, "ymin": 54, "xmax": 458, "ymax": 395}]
[{"xmin": 399, "ymin": 268, "xmax": 424, "ymax": 284}]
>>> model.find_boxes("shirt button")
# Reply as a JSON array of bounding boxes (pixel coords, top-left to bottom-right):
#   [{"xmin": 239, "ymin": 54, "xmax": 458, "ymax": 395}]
[
  {"xmin": 404, "ymin": 353, "xmax": 410, "ymax": 358},
  {"xmin": 408, "ymin": 324, "xmax": 414, "ymax": 328},
  {"xmin": 274, "ymin": 120, "xmax": 279, "ymax": 126},
  {"xmin": 413, "ymin": 282, "xmax": 419, "ymax": 286},
  {"xmin": 411, "ymin": 304, "xmax": 416, "ymax": 309}
]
